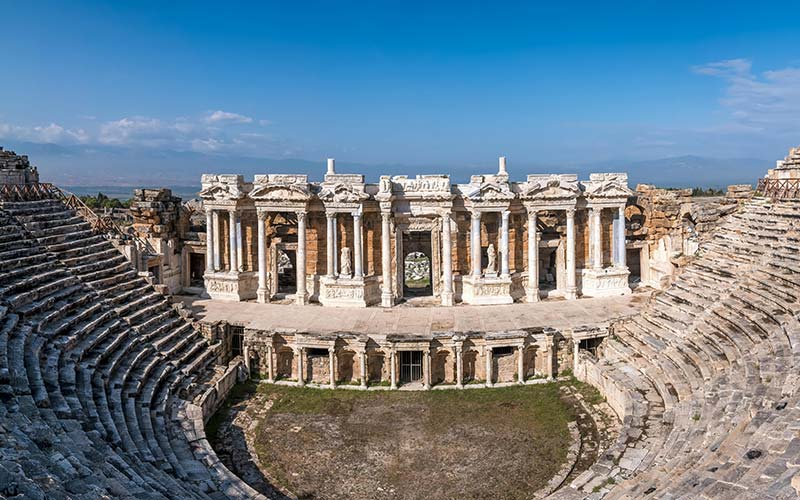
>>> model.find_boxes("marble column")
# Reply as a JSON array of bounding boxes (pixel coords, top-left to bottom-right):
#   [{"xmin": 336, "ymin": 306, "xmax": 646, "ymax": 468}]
[
  {"xmin": 236, "ymin": 213, "xmax": 244, "ymax": 272},
  {"xmin": 441, "ymin": 213, "xmax": 454, "ymax": 306},
  {"xmin": 353, "ymin": 212, "xmax": 363, "ymax": 278},
  {"xmin": 296, "ymin": 347, "xmax": 305, "ymax": 387},
  {"xmin": 526, "ymin": 210, "xmax": 540, "ymax": 302},
  {"xmin": 359, "ymin": 350, "xmax": 367, "ymax": 388},
  {"xmin": 470, "ymin": 211, "xmax": 482, "ymax": 277},
  {"xmin": 565, "ymin": 208, "xmax": 577, "ymax": 300},
  {"xmin": 332, "ymin": 213, "xmax": 339, "ymax": 276},
  {"xmin": 213, "ymin": 211, "xmax": 221, "ymax": 271},
  {"xmin": 228, "ymin": 209, "xmax": 238, "ymax": 273},
  {"xmin": 485, "ymin": 346, "xmax": 493, "ymax": 387},
  {"xmin": 326, "ymin": 213, "xmax": 335, "ymax": 277},
  {"xmin": 205, "ymin": 209, "xmax": 214, "ymax": 273},
  {"xmin": 423, "ymin": 349, "xmax": 431, "ymax": 390},
  {"xmin": 617, "ymin": 205, "xmax": 627, "ymax": 267},
  {"xmin": 547, "ymin": 340, "xmax": 555, "ymax": 380},
  {"xmin": 257, "ymin": 211, "xmax": 268, "ymax": 303},
  {"xmin": 267, "ymin": 345, "xmax": 274, "ymax": 383},
  {"xmin": 455, "ymin": 344, "xmax": 464, "ymax": 389},
  {"xmin": 573, "ymin": 338, "xmax": 580, "ymax": 371},
  {"xmin": 591, "ymin": 207, "xmax": 602, "ymax": 270},
  {"xmin": 517, "ymin": 345, "xmax": 525, "ymax": 384},
  {"xmin": 389, "ymin": 349, "xmax": 397, "ymax": 389},
  {"xmin": 328, "ymin": 347, "xmax": 336, "ymax": 389},
  {"xmin": 381, "ymin": 212, "xmax": 393, "ymax": 307},
  {"xmin": 295, "ymin": 211, "xmax": 308, "ymax": 305},
  {"xmin": 500, "ymin": 210, "xmax": 510, "ymax": 277}
]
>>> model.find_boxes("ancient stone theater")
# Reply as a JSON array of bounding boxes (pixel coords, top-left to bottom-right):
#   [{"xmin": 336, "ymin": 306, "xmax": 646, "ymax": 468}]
[{"xmin": 1, "ymin": 144, "xmax": 799, "ymax": 499}]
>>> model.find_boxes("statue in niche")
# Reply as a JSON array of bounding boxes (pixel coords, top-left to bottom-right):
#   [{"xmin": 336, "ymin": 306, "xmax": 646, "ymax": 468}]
[
  {"xmin": 340, "ymin": 247, "xmax": 352, "ymax": 277},
  {"xmin": 485, "ymin": 243, "xmax": 497, "ymax": 275}
]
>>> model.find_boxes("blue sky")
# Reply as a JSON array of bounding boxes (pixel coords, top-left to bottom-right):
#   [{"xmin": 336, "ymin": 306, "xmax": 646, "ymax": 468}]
[{"xmin": 1, "ymin": 1, "xmax": 798, "ymax": 171}]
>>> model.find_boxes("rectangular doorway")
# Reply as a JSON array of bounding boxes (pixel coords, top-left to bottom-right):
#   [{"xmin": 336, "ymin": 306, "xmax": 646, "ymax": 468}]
[
  {"xmin": 399, "ymin": 351, "xmax": 423, "ymax": 383},
  {"xmin": 402, "ymin": 231, "xmax": 433, "ymax": 298}
]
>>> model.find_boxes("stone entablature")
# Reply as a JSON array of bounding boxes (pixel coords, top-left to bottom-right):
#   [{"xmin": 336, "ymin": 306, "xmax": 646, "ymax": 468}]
[
  {"xmin": 198, "ymin": 157, "xmax": 643, "ymax": 307},
  {"xmin": 240, "ymin": 324, "xmax": 561, "ymax": 389}
]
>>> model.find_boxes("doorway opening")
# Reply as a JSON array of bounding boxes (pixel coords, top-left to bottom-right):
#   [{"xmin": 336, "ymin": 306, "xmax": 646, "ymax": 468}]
[
  {"xmin": 276, "ymin": 249, "xmax": 297, "ymax": 295},
  {"xmin": 402, "ymin": 232, "xmax": 432, "ymax": 298},
  {"xmin": 399, "ymin": 351, "xmax": 423, "ymax": 383},
  {"xmin": 189, "ymin": 252, "xmax": 205, "ymax": 286}
]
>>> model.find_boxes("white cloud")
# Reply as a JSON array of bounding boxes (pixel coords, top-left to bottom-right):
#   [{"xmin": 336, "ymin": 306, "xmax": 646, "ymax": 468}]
[
  {"xmin": 0, "ymin": 121, "xmax": 89, "ymax": 144},
  {"xmin": 693, "ymin": 58, "xmax": 800, "ymax": 136},
  {"xmin": 204, "ymin": 110, "xmax": 253, "ymax": 124}
]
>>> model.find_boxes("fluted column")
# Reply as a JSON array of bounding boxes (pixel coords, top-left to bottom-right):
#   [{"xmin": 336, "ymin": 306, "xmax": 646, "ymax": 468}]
[
  {"xmin": 455, "ymin": 342, "xmax": 464, "ymax": 389},
  {"xmin": 257, "ymin": 211, "xmax": 268, "ymax": 303},
  {"xmin": 441, "ymin": 213, "xmax": 454, "ymax": 306},
  {"xmin": 617, "ymin": 205, "xmax": 627, "ymax": 267},
  {"xmin": 228, "ymin": 209, "xmax": 238, "ymax": 273},
  {"xmin": 500, "ymin": 210, "xmax": 510, "ymax": 277},
  {"xmin": 295, "ymin": 211, "xmax": 308, "ymax": 305},
  {"xmin": 526, "ymin": 210, "xmax": 539, "ymax": 302},
  {"xmin": 212, "ymin": 211, "xmax": 221, "ymax": 271},
  {"xmin": 236, "ymin": 212, "xmax": 244, "ymax": 272},
  {"xmin": 353, "ymin": 212, "xmax": 363, "ymax": 278},
  {"xmin": 591, "ymin": 207, "xmax": 602, "ymax": 270},
  {"xmin": 517, "ymin": 345, "xmax": 525, "ymax": 384},
  {"xmin": 205, "ymin": 209, "xmax": 214, "ymax": 272},
  {"xmin": 565, "ymin": 208, "xmax": 577, "ymax": 300},
  {"xmin": 328, "ymin": 347, "xmax": 336, "ymax": 389},
  {"xmin": 470, "ymin": 211, "xmax": 482, "ymax": 277},
  {"xmin": 326, "ymin": 213, "xmax": 335, "ymax": 277},
  {"xmin": 381, "ymin": 212, "xmax": 393, "ymax": 307},
  {"xmin": 485, "ymin": 346, "xmax": 493, "ymax": 387}
]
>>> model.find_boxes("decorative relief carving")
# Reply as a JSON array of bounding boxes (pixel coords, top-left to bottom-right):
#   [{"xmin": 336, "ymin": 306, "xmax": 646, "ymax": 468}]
[
  {"xmin": 521, "ymin": 174, "xmax": 580, "ymax": 200},
  {"xmin": 585, "ymin": 173, "xmax": 633, "ymax": 199}
]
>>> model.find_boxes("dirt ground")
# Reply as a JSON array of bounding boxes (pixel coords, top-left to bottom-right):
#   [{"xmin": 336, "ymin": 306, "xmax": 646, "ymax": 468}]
[{"xmin": 211, "ymin": 382, "xmax": 582, "ymax": 500}]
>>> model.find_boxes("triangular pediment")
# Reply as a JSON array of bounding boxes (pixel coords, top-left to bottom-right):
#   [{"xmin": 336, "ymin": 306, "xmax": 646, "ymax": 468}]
[
  {"xmin": 249, "ymin": 183, "xmax": 310, "ymax": 202},
  {"xmin": 521, "ymin": 175, "xmax": 580, "ymax": 200},
  {"xmin": 318, "ymin": 183, "xmax": 370, "ymax": 203}
]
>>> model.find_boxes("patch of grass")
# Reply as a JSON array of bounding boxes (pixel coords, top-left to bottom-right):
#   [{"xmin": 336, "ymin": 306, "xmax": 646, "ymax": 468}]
[
  {"xmin": 205, "ymin": 380, "xmax": 259, "ymax": 442},
  {"xmin": 566, "ymin": 375, "xmax": 605, "ymax": 405}
]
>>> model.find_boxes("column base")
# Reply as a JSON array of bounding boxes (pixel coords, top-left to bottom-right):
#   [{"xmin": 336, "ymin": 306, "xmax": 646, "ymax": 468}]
[
  {"xmin": 581, "ymin": 267, "xmax": 631, "ymax": 297},
  {"xmin": 564, "ymin": 287, "xmax": 578, "ymax": 300},
  {"xmin": 526, "ymin": 287, "xmax": 541, "ymax": 303},
  {"xmin": 381, "ymin": 290, "xmax": 394, "ymax": 308},
  {"xmin": 461, "ymin": 275, "xmax": 513, "ymax": 305},
  {"xmin": 295, "ymin": 292, "xmax": 309, "ymax": 306},
  {"xmin": 319, "ymin": 276, "xmax": 381, "ymax": 307},
  {"xmin": 256, "ymin": 287, "xmax": 270, "ymax": 304},
  {"xmin": 440, "ymin": 290, "xmax": 454, "ymax": 307},
  {"xmin": 204, "ymin": 271, "xmax": 258, "ymax": 301}
]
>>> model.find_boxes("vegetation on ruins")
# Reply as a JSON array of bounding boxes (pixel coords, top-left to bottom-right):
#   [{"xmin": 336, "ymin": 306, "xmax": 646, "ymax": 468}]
[{"xmin": 79, "ymin": 191, "xmax": 130, "ymax": 209}]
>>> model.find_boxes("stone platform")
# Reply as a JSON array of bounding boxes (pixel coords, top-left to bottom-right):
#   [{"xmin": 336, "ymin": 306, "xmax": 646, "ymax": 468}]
[{"xmin": 181, "ymin": 293, "xmax": 644, "ymax": 335}]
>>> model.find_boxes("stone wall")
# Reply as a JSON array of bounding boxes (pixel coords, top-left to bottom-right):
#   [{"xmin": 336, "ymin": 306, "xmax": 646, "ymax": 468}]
[{"xmin": 0, "ymin": 147, "xmax": 39, "ymax": 184}]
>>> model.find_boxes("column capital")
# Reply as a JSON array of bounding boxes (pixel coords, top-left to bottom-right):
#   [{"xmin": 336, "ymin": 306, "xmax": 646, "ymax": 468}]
[
  {"xmin": 470, "ymin": 209, "xmax": 482, "ymax": 220},
  {"xmin": 566, "ymin": 207, "xmax": 576, "ymax": 217},
  {"xmin": 381, "ymin": 211, "xmax": 392, "ymax": 222},
  {"xmin": 296, "ymin": 210, "xmax": 307, "ymax": 221},
  {"xmin": 257, "ymin": 210, "xmax": 268, "ymax": 221},
  {"xmin": 527, "ymin": 209, "xmax": 538, "ymax": 220},
  {"xmin": 352, "ymin": 211, "xmax": 362, "ymax": 220},
  {"xmin": 501, "ymin": 209, "xmax": 511, "ymax": 220},
  {"xmin": 228, "ymin": 207, "xmax": 238, "ymax": 215}
]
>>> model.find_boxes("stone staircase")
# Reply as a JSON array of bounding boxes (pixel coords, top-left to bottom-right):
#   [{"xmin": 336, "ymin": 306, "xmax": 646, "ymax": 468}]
[
  {"xmin": 560, "ymin": 198, "xmax": 800, "ymax": 499},
  {"xmin": 0, "ymin": 199, "xmax": 263, "ymax": 499}
]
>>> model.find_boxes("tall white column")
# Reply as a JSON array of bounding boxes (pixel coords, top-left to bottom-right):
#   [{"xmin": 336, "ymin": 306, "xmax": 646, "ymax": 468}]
[
  {"xmin": 485, "ymin": 346, "xmax": 493, "ymax": 387},
  {"xmin": 267, "ymin": 345, "xmax": 274, "ymax": 383},
  {"xmin": 353, "ymin": 212, "xmax": 363, "ymax": 278},
  {"xmin": 296, "ymin": 347, "xmax": 305, "ymax": 387},
  {"xmin": 236, "ymin": 213, "xmax": 244, "ymax": 272},
  {"xmin": 326, "ymin": 213, "xmax": 335, "ymax": 277},
  {"xmin": 381, "ymin": 212, "xmax": 393, "ymax": 307},
  {"xmin": 517, "ymin": 345, "xmax": 525, "ymax": 384},
  {"xmin": 332, "ymin": 213, "xmax": 339, "ymax": 276},
  {"xmin": 359, "ymin": 350, "xmax": 367, "ymax": 388},
  {"xmin": 547, "ymin": 339, "xmax": 555, "ymax": 380},
  {"xmin": 591, "ymin": 207, "xmax": 602, "ymax": 270},
  {"xmin": 389, "ymin": 349, "xmax": 397, "ymax": 389},
  {"xmin": 257, "ymin": 211, "xmax": 268, "ymax": 303},
  {"xmin": 295, "ymin": 211, "xmax": 308, "ymax": 305},
  {"xmin": 455, "ymin": 344, "xmax": 464, "ymax": 389},
  {"xmin": 470, "ymin": 211, "xmax": 482, "ymax": 277},
  {"xmin": 500, "ymin": 210, "xmax": 510, "ymax": 277},
  {"xmin": 328, "ymin": 347, "xmax": 336, "ymax": 389},
  {"xmin": 228, "ymin": 209, "xmax": 238, "ymax": 273},
  {"xmin": 565, "ymin": 208, "xmax": 577, "ymax": 300},
  {"xmin": 205, "ymin": 209, "xmax": 214, "ymax": 272},
  {"xmin": 441, "ymin": 213, "xmax": 454, "ymax": 306},
  {"xmin": 617, "ymin": 205, "xmax": 627, "ymax": 267},
  {"xmin": 423, "ymin": 349, "xmax": 431, "ymax": 390},
  {"xmin": 526, "ymin": 210, "xmax": 539, "ymax": 302},
  {"xmin": 212, "ymin": 211, "xmax": 221, "ymax": 271}
]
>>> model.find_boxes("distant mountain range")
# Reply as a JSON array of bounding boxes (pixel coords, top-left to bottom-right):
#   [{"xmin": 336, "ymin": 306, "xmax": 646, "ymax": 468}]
[{"xmin": 2, "ymin": 141, "xmax": 771, "ymax": 198}]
